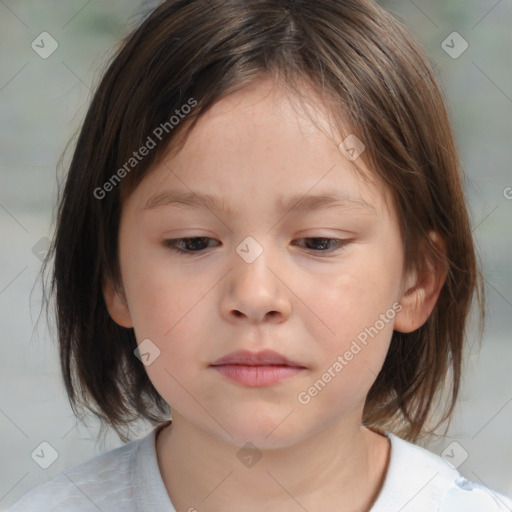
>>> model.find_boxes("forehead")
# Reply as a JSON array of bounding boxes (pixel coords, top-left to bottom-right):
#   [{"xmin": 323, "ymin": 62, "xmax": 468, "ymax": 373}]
[{"xmin": 128, "ymin": 79, "xmax": 395, "ymax": 220}]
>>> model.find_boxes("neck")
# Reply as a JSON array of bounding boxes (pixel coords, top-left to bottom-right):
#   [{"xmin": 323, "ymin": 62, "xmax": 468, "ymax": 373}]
[{"xmin": 156, "ymin": 412, "xmax": 390, "ymax": 512}]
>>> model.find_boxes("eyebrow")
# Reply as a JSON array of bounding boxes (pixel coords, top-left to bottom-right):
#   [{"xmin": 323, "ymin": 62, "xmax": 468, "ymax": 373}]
[{"xmin": 143, "ymin": 189, "xmax": 376, "ymax": 215}]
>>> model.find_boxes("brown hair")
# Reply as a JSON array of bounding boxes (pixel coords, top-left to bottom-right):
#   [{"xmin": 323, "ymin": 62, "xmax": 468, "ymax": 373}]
[{"xmin": 43, "ymin": 0, "xmax": 484, "ymax": 444}]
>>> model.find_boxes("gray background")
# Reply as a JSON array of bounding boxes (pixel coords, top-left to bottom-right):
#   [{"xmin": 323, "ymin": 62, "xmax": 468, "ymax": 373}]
[{"xmin": 1, "ymin": 0, "xmax": 511, "ymax": 509}]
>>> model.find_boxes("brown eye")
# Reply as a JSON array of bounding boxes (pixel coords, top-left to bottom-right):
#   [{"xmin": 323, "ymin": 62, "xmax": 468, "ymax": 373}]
[
  {"xmin": 162, "ymin": 237, "xmax": 219, "ymax": 254},
  {"xmin": 292, "ymin": 238, "xmax": 348, "ymax": 252}
]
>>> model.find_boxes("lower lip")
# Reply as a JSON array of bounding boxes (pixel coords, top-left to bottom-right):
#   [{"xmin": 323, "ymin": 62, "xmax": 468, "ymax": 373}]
[{"xmin": 211, "ymin": 364, "xmax": 305, "ymax": 387}]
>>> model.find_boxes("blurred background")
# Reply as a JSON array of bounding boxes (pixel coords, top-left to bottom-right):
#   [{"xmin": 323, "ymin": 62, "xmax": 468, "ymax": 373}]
[{"xmin": 0, "ymin": 0, "xmax": 511, "ymax": 509}]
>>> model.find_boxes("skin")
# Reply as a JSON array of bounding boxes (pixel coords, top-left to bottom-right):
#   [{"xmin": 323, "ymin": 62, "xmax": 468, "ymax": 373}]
[{"xmin": 104, "ymin": 77, "xmax": 446, "ymax": 512}]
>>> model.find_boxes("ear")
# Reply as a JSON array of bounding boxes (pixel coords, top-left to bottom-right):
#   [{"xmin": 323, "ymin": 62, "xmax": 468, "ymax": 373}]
[
  {"xmin": 394, "ymin": 231, "xmax": 448, "ymax": 333},
  {"xmin": 102, "ymin": 277, "xmax": 133, "ymax": 328}
]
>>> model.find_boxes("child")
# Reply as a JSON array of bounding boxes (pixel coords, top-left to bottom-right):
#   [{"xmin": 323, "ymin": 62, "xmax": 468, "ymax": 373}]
[{"xmin": 7, "ymin": 0, "xmax": 512, "ymax": 511}]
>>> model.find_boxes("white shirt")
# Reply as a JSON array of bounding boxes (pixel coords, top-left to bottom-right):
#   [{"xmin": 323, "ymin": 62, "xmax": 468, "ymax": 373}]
[{"xmin": 6, "ymin": 425, "xmax": 512, "ymax": 511}]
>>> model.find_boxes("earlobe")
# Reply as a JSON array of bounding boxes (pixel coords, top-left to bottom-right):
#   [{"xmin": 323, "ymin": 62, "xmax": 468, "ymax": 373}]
[
  {"xmin": 103, "ymin": 278, "xmax": 134, "ymax": 328},
  {"xmin": 394, "ymin": 231, "xmax": 448, "ymax": 334}
]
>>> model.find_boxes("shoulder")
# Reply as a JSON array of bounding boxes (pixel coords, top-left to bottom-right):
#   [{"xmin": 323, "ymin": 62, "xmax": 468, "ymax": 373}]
[
  {"xmin": 5, "ymin": 435, "xmax": 145, "ymax": 512},
  {"xmin": 371, "ymin": 433, "xmax": 512, "ymax": 512}
]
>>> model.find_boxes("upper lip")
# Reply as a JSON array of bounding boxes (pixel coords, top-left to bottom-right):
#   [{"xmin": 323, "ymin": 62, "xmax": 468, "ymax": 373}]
[{"xmin": 210, "ymin": 350, "xmax": 305, "ymax": 368}]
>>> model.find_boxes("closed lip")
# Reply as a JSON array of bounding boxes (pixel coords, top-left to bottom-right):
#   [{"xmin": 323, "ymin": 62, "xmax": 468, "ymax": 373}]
[{"xmin": 210, "ymin": 349, "xmax": 306, "ymax": 368}]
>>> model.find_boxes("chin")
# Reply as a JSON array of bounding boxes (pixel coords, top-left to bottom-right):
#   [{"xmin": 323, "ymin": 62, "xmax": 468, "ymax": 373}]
[{"xmin": 214, "ymin": 414, "xmax": 312, "ymax": 451}]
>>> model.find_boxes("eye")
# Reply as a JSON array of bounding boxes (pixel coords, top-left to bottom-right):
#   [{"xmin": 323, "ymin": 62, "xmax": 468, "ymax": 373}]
[
  {"xmin": 162, "ymin": 237, "xmax": 349, "ymax": 255},
  {"xmin": 291, "ymin": 237, "xmax": 349, "ymax": 253},
  {"xmin": 162, "ymin": 237, "xmax": 219, "ymax": 254}
]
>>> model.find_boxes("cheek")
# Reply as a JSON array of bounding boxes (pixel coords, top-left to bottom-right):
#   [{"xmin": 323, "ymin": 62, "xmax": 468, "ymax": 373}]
[
  {"xmin": 120, "ymin": 233, "xmax": 197, "ymax": 332},
  {"xmin": 296, "ymin": 274, "xmax": 396, "ymax": 417},
  {"xmin": 294, "ymin": 247, "xmax": 401, "ymax": 402},
  {"xmin": 127, "ymin": 272, "xmax": 210, "ymax": 406},
  {"xmin": 117, "ymin": 248, "xmax": 204, "ymax": 391},
  {"xmin": 128, "ymin": 271, "xmax": 209, "ymax": 356},
  {"xmin": 300, "ymin": 251, "xmax": 401, "ymax": 340}
]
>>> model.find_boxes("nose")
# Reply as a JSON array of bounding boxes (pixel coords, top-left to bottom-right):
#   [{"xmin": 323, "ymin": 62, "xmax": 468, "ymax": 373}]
[{"xmin": 220, "ymin": 242, "xmax": 292, "ymax": 325}]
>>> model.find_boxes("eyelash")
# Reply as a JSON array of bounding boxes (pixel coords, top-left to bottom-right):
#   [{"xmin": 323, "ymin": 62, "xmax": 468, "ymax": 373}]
[{"xmin": 162, "ymin": 237, "xmax": 350, "ymax": 256}]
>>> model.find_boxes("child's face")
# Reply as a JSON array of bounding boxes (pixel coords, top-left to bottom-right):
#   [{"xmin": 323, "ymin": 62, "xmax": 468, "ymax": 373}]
[{"xmin": 108, "ymin": 78, "xmax": 417, "ymax": 448}]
